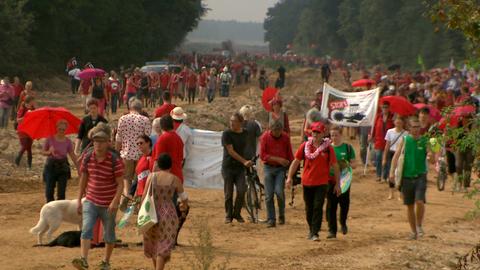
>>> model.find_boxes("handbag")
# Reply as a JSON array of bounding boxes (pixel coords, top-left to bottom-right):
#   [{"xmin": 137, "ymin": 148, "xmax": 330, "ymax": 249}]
[
  {"xmin": 137, "ymin": 175, "xmax": 158, "ymax": 234},
  {"xmin": 394, "ymin": 142, "xmax": 405, "ymax": 188}
]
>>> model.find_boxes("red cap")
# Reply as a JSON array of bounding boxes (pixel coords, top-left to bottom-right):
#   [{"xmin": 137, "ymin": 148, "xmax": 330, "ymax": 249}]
[{"xmin": 311, "ymin": 121, "xmax": 326, "ymax": 133}]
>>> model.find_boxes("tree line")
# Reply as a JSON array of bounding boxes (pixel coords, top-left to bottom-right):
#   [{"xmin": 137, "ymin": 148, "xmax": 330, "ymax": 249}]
[
  {"xmin": 0, "ymin": 0, "xmax": 205, "ymax": 76},
  {"xmin": 264, "ymin": 0, "xmax": 468, "ymax": 70}
]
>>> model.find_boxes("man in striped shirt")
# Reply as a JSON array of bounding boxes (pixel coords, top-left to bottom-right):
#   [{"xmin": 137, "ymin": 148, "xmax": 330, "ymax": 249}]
[{"xmin": 73, "ymin": 123, "xmax": 124, "ymax": 270}]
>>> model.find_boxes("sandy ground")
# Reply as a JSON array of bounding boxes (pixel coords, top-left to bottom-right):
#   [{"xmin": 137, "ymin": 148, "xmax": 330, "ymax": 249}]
[{"xmin": 0, "ymin": 69, "xmax": 479, "ymax": 270}]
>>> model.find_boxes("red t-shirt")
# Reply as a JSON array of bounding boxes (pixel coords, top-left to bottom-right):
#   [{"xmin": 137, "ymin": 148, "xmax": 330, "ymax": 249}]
[
  {"xmin": 135, "ymin": 155, "xmax": 152, "ymax": 196},
  {"xmin": 260, "ymin": 131, "xmax": 294, "ymax": 166},
  {"xmin": 186, "ymin": 73, "xmax": 197, "ymax": 88},
  {"xmin": 151, "ymin": 131, "xmax": 184, "ymax": 182},
  {"xmin": 148, "ymin": 72, "xmax": 160, "ymax": 89},
  {"xmin": 295, "ymin": 142, "xmax": 337, "ymax": 186},
  {"xmin": 80, "ymin": 151, "xmax": 125, "ymax": 207},
  {"xmin": 13, "ymin": 84, "xmax": 23, "ymax": 97},
  {"xmin": 371, "ymin": 114, "xmax": 394, "ymax": 150},
  {"xmin": 154, "ymin": 103, "xmax": 176, "ymax": 118},
  {"xmin": 80, "ymin": 79, "xmax": 92, "ymax": 95},
  {"xmin": 126, "ymin": 77, "xmax": 137, "ymax": 94},
  {"xmin": 169, "ymin": 74, "xmax": 180, "ymax": 92},
  {"xmin": 199, "ymin": 72, "xmax": 207, "ymax": 87},
  {"xmin": 159, "ymin": 73, "xmax": 170, "ymax": 89},
  {"xmin": 108, "ymin": 79, "xmax": 120, "ymax": 94}
]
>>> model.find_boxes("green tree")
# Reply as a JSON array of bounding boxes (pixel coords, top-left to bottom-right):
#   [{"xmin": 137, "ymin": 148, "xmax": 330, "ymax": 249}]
[
  {"xmin": 264, "ymin": 0, "xmax": 309, "ymax": 53},
  {"xmin": 0, "ymin": 0, "xmax": 34, "ymax": 75}
]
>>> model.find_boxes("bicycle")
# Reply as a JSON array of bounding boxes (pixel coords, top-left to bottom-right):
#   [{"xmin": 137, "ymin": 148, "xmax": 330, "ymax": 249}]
[{"xmin": 244, "ymin": 156, "xmax": 265, "ymax": 223}]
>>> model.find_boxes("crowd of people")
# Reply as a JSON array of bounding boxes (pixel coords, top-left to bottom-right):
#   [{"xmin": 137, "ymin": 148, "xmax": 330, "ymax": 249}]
[{"xmin": 2, "ymin": 52, "xmax": 479, "ymax": 269}]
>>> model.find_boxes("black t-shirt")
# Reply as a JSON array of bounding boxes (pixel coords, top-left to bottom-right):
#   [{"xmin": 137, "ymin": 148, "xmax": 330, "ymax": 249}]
[
  {"xmin": 92, "ymin": 84, "xmax": 104, "ymax": 99},
  {"xmin": 243, "ymin": 120, "xmax": 261, "ymax": 160},
  {"xmin": 277, "ymin": 66, "xmax": 286, "ymax": 80},
  {"xmin": 321, "ymin": 64, "xmax": 331, "ymax": 76},
  {"xmin": 77, "ymin": 115, "xmax": 108, "ymax": 151},
  {"xmin": 222, "ymin": 129, "xmax": 247, "ymax": 170}
]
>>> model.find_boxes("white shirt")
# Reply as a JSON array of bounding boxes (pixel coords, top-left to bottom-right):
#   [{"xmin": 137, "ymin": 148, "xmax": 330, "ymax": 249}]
[
  {"xmin": 176, "ymin": 123, "xmax": 192, "ymax": 159},
  {"xmin": 68, "ymin": 68, "xmax": 81, "ymax": 80},
  {"xmin": 384, "ymin": 128, "xmax": 408, "ymax": 152}
]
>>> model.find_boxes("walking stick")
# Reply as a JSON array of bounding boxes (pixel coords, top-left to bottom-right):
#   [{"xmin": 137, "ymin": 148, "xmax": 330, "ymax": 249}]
[{"xmin": 364, "ymin": 142, "xmax": 371, "ymax": 175}]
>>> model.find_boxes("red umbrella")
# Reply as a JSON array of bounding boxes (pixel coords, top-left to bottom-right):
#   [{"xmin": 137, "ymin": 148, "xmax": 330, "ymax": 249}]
[
  {"xmin": 262, "ymin": 87, "xmax": 279, "ymax": 112},
  {"xmin": 413, "ymin": 103, "xmax": 442, "ymax": 121},
  {"xmin": 438, "ymin": 105, "xmax": 476, "ymax": 129},
  {"xmin": 17, "ymin": 107, "xmax": 81, "ymax": 139},
  {"xmin": 352, "ymin": 79, "xmax": 376, "ymax": 88},
  {"xmin": 379, "ymin": 96, "xmax": 416, "ymax": 116},
  {"xmin": 78, "ymin": 68, "xmax": 106, "ymax": 80}
]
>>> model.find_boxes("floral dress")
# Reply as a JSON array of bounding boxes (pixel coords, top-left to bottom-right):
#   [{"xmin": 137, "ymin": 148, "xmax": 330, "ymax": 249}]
[{"xmin": 143, "ymin": 172, "xmax": 179, "ymax": 260}]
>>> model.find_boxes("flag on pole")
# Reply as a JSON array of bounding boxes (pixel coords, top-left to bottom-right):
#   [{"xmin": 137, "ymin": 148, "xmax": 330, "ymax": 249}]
[{"xmin": 417, "ymin": 54, "xmax": 425, "ymax": 71}]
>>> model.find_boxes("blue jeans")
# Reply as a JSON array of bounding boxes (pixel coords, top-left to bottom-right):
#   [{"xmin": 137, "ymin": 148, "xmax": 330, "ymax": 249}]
[
  {"xmin": 221, "ymin": 84, "xmax": 229, "ymax": 97},
  {"xmin": 0, "ymin": 107, "xmax": 10, "ymax": 128},
  {"xmin": 111, "ymin": 93, "xmax": 119, "ymax": 113},
  {"xmin": 81, "ymin": 200, "xmax": 117, "ymax": 243},
  {"xmin": 374, "ymin": 149, "xmax": 384, "ymax": 179},
  {"xmin": 207, "ymin": 87, "xmax": 215, "ymax": 103},
  {"xmin": 264, "ymin": 165, "xmax": 286, "ymax": 222}
]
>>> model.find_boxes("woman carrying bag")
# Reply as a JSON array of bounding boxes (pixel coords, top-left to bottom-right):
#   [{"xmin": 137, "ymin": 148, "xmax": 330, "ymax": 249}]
[{"xmin": 140, "ymin": 153, "xmax": 188, "ymax": 270}]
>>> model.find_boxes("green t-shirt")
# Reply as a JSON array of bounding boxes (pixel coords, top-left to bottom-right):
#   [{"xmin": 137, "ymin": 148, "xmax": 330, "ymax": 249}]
[
  {"xmin": 330, "ymin": 143, "xmax": 355, "ymax": 175},
  {"xmin": 402, "ymin": 135, "xmax": 428, "ymax": 178}
]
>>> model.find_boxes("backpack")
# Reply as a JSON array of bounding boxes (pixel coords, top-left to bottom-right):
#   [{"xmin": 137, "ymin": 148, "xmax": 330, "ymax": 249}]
[{"xmin": 81, "ymin": 143, "xmax": 120, "ymax": 174}]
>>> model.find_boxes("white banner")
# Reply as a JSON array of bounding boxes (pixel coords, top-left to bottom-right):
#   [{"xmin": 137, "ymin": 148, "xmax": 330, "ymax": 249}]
[
  {"xmin": 183, "ymin": 129, "xmax": 224, "ymax": 189},
  {"xmin": 320, "ymin": 83, "xmax": 380, "ymax": 127}
]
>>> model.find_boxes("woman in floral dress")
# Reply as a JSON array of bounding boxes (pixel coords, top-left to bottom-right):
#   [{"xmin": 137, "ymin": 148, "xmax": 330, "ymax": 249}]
[{"xmin": 141, "ymin": 153, "xmax": 188, "ymax": 270}]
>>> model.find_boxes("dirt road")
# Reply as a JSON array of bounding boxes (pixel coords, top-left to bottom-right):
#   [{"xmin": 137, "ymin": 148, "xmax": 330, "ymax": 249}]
[{"xmin": 0, "ymin": 69, "xmax": 478, "ymax": 270}]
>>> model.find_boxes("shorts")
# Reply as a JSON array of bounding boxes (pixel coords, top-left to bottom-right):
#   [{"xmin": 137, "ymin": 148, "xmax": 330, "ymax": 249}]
[
  {"xmin": 123, "ymin": 159, "xmax": 137, "ymax": 184},
  {"xmin": 401, "ymin": 174, "xmax": 427, "ymax": 205},
  {"xmin": 81, "ymin": 200, "xmax": 117, "ymax": 243}
]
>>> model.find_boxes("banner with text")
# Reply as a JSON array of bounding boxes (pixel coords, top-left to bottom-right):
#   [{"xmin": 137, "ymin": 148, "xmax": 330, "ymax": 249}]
[{"xmin": 320, "ymin": 83, "xmax": 380, "ymax": 127}]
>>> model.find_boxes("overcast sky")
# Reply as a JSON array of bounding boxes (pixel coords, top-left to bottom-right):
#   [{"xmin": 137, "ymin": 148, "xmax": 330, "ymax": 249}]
[{"xmin": 202, "ymin": 0, "xmax": 279, "ymax": 22}]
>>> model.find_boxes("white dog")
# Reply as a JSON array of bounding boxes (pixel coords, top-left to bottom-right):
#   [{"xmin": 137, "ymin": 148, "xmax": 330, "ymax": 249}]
[{"xmin": 30, "ymin": 198, "xmax": 84, "ymax": 244}]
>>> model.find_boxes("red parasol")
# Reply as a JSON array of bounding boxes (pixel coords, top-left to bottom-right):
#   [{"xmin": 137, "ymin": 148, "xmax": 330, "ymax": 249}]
[
  {"xmin": 17, "ymin": 107, "xmax": 82, "ymax": 139},
  {"xmin": 439, "ymin": 105, "xmax": 476, "ymax": 129},
  {"xmin": 352, "ymin": 79, "xmax": 376, "ymax": 88},
  {"xmin": 379, "ymin": 96, "xmax": 416, "ymax": 116},
  {"xmin": 262, "ymin": 87, "xmax": 279, "ymax": 112},
  {"xmin": 78, "ymin": 68, "xmax": 106, "ymax": 80},
  {"xmin": 413, "ymin": 103, "xmax": 442, "ymax": 121}
]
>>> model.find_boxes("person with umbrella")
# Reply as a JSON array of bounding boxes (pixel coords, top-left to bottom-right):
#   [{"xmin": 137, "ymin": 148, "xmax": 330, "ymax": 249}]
[
  {"xmin": 42, "ymin": 119, "xmax": 79, "ymax": 202},
  {"xmin": 268, "ymin": 98, "xmax": 290, "ymax": 135}
]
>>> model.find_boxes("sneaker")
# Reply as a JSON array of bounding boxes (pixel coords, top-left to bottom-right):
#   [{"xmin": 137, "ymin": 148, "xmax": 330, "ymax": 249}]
[
  {"xmin": 224, "ymin": 218, "xmax": 232, "ymax": 224},
  {"xmin": 341, "ymin": 225, "xmax": 348, "ymax": 235},
  {"xmin": 72, "ymin": 257, "xmax": 89, "ymax": 270},
  {"xmin": 310, "ymin": 234, "xmax": 320, "ymax": 241},
  {"xmin": 98, "ymin": 260, "xmax": 111, "ymax": 270},
  {"xmin": 417, "ymin": 227, "xmax": 424, "ymax": 237},
  {"xmin": 234, "ymin": 216, "xmax": 245, "ymax": 223},
  {"xmin": 278, "ymin": 217, "xmax": 285, "ymax": 225},
  {"xmin": 327, "ymin": 232, "xmax": 336, "ymax": 239},
  {"xmin": 408, "ymin": 232, "xmax": 417, "ymax": 240},
  {"xmin": 266, "ymin": 221, "xmax": 276, "ymax": 228}
]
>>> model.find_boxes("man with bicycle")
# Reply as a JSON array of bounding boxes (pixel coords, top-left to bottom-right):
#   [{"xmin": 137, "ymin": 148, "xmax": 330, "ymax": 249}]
[
  {"xmin": 222, "ymin": 112, "xmax": 253, "ymax": 224},
  {"xmin": 260, "ymin": 121, "xmax": 293, "ymax": 227}
]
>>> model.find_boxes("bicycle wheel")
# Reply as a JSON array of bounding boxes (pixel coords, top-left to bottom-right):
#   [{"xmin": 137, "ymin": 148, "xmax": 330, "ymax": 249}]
[
  {"xmin": 246, "ymin": 181, "xmax": 259, "ymax": 223},
  {"xmin": 437, "ymin": 161, "xmax": 447, "ymax": 191}
]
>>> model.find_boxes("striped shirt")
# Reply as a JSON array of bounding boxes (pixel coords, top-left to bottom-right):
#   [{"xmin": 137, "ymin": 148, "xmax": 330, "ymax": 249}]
[{"xmin": 80, "ymin": 151, "xmax": 124, "ymax": 207}]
